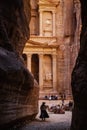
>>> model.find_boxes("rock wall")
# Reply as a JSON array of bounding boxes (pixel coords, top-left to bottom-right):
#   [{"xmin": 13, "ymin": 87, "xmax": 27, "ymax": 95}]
[
  {"xmin": 0, "ymin": 0, "xmax": 39, "ymax": 128},
  {"xmin": 0, "ymin": 0, "xmax": 32, "ymax": 54},
  {"xmin": 71, "ymin": 0, "xmax": 87, "ymax": 129}
]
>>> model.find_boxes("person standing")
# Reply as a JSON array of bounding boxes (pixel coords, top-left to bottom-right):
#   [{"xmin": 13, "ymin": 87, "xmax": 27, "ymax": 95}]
[{"xmin": 39, "ymin": 102, "xmax": 49, "ymax": 121}]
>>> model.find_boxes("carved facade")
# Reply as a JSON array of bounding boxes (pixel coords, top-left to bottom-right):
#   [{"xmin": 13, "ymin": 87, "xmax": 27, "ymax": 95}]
[{"xmin": 23, "ymin": 0, "xmax": 81, "ymax": 99}]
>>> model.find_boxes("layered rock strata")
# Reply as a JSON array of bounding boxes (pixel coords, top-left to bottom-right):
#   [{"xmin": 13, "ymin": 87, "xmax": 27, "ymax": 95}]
[{"xmin": 0, "ymin": 0, "xmax": 39, "ymax": 128}]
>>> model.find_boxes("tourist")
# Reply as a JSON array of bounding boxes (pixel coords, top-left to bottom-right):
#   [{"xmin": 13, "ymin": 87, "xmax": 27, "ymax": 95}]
[
  {"xmin": 39, "ymin": 102, "xmax": 49, "ymax": 121},
  {"xmin": 69, "ymin": 101, "xmax": 73, "ymax": 111}
]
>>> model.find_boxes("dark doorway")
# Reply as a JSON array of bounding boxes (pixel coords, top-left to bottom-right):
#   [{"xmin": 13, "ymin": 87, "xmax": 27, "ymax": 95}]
[{"xmin": 31, "ymin": 54, "xmax": 39, "ymax": 83}]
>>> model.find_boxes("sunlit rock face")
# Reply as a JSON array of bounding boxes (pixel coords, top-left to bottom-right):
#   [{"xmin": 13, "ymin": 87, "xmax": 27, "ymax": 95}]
[
  {"xmin": 0, "ymin": 0, "xmax": 39, "ymax": 128},
  {"xmin": 71, "ymin": 0, "xmax": 87, "ymax": 130}
]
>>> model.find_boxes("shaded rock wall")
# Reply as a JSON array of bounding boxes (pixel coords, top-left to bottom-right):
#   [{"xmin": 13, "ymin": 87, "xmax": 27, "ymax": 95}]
[
  {"xmin": 0, "ymin": 0, "xmax": 30, "ymax": 54},
  {"xmin": 71, "ymin": 0, "xmax": 87, "ymax": 129},
  {"xmin": 0, "ymin": 0, "xmax": 39, "ymax": 128}
]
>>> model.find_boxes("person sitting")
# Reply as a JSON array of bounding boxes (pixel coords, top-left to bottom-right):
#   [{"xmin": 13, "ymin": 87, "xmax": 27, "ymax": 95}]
[
  {"xmin": 44, "ymin": 95, "xmax": 48, "ymax": 100},
  {"xmin": 69, "ymin": 101, "xmax": 73, "ymax": 111}
]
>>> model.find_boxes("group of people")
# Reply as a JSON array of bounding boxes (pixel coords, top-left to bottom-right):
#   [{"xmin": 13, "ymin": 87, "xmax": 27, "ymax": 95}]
[
  {"xmin": 44, "ymin": 93, "xmax": 66, "ymax": 101},
  {"xmin": 48, "ymin": 101, "xmax": 73, "ymax": 114},
  {"xmin": 48, "ymin": 104, "xmax": 65, "ymax": 114},
  {"xmin": 39, "ymin": 100, "xmax": 73, "ymax": 121},
  {"xmin": 44, "ymin": 95, "xmax": 58, "ymax": 100}
]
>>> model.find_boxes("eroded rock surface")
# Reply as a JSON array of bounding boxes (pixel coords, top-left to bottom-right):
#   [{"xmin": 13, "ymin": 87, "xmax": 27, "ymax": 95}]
[
  {"xmin": 0, "ymin": 0, "xmax": 39, "ymax": 128},
  {"xmin": 71, "ymin": 0, "xmax": 87, "ymax": 130}
]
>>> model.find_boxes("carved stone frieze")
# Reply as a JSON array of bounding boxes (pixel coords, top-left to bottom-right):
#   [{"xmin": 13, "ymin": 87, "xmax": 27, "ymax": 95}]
[
  {"xmin": 39, "ymin": 0, "xmax": 60, "ymax": 6},
  {"xmin": 29, "ymin": 36, "xmax": 57, "ymax": 45}
]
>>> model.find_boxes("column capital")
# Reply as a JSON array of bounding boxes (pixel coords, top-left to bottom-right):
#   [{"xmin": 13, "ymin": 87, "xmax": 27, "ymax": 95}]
[
  {"xmin": 52, "ymin": 53, "xmax": 57, "ymax": 58},
  {"xmin": 52, "ymin": 10, "xmax": 56, "ymax": 14},
  {"xmin": 39, "ymin": 10, "xmax": 43, "ymax": 13},
  {"xmin": 27, "ymin": 53, "xmax": 32, "ymax": 57},
  {"xmin": 39, "ymin": 53, "xmax": 43, "ymax": 57}
]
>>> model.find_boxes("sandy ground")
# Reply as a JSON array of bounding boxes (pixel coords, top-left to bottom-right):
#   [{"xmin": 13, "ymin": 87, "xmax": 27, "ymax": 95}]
[{"xmin": 18, "ymin": 100, "xmax": 72, "ymax": 130}]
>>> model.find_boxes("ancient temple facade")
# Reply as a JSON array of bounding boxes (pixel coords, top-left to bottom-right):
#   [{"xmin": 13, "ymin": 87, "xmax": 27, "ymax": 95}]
[{"xmin": 23, "ymin": 0, "xmax": 81, "ymax": 99}]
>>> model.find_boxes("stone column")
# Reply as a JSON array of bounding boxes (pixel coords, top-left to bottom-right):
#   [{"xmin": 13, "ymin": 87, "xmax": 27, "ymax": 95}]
[
  {"xmin": 39, "ymin": 54, "xmax": 43, "ymax": 91},
  {"xmin": 52, "ymin": 54, "xmax": 57, "ymax": 92},
  {"xmin": 52, "ymin": 11, "xmax": 56, "ymax": 36},
  {"xmin": 39, "ymin": 11, "xmax": 43, "ymax": 36},
  {"xmin": 27, "ymin": 54, "xmax": 32, "ymax": 72}
]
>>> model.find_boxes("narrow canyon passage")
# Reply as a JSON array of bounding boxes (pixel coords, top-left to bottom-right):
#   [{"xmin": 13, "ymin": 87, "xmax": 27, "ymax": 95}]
[{"xmin": 11, "ymin": 100, "xmax": 72, "ymax": 130}]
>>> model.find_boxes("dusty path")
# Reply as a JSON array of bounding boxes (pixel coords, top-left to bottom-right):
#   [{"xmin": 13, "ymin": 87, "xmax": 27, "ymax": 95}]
[
  {"xmin": 18, "ymin": 100, "xmax": 72, "ymax": 130},
  {"xmin": 19, "ymin": 111, "xmax": 71, "ymax": 130}
]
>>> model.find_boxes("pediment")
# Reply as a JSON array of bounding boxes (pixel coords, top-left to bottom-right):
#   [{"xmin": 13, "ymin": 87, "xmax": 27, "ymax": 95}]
[
  {"xmin": 26, "ymin": 40, "xmax": 58, "ymax": 48},
  {"xmin": 39, "ymin": 0, "xmax": 51, "ymax": 4},
  {"xmin": 26, "ymin": 40, "xmax": 48, "ymax": 46},
  {"xmin": 39, "ymin": 0, "xmax": 59, "ymax": 5}
]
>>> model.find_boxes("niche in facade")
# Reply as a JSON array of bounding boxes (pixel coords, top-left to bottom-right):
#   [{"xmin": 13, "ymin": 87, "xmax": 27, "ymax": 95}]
[
  {"xmin": 43, "ymin": 54, "xmax": 53, "ymax": 89},
  {"xmin": 31, "ymin": 54, "xmax": 39, "ymax": 83},
  {"xmin": 42, "ymin": 11, "xmax": 53, "ymax": 36}
]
